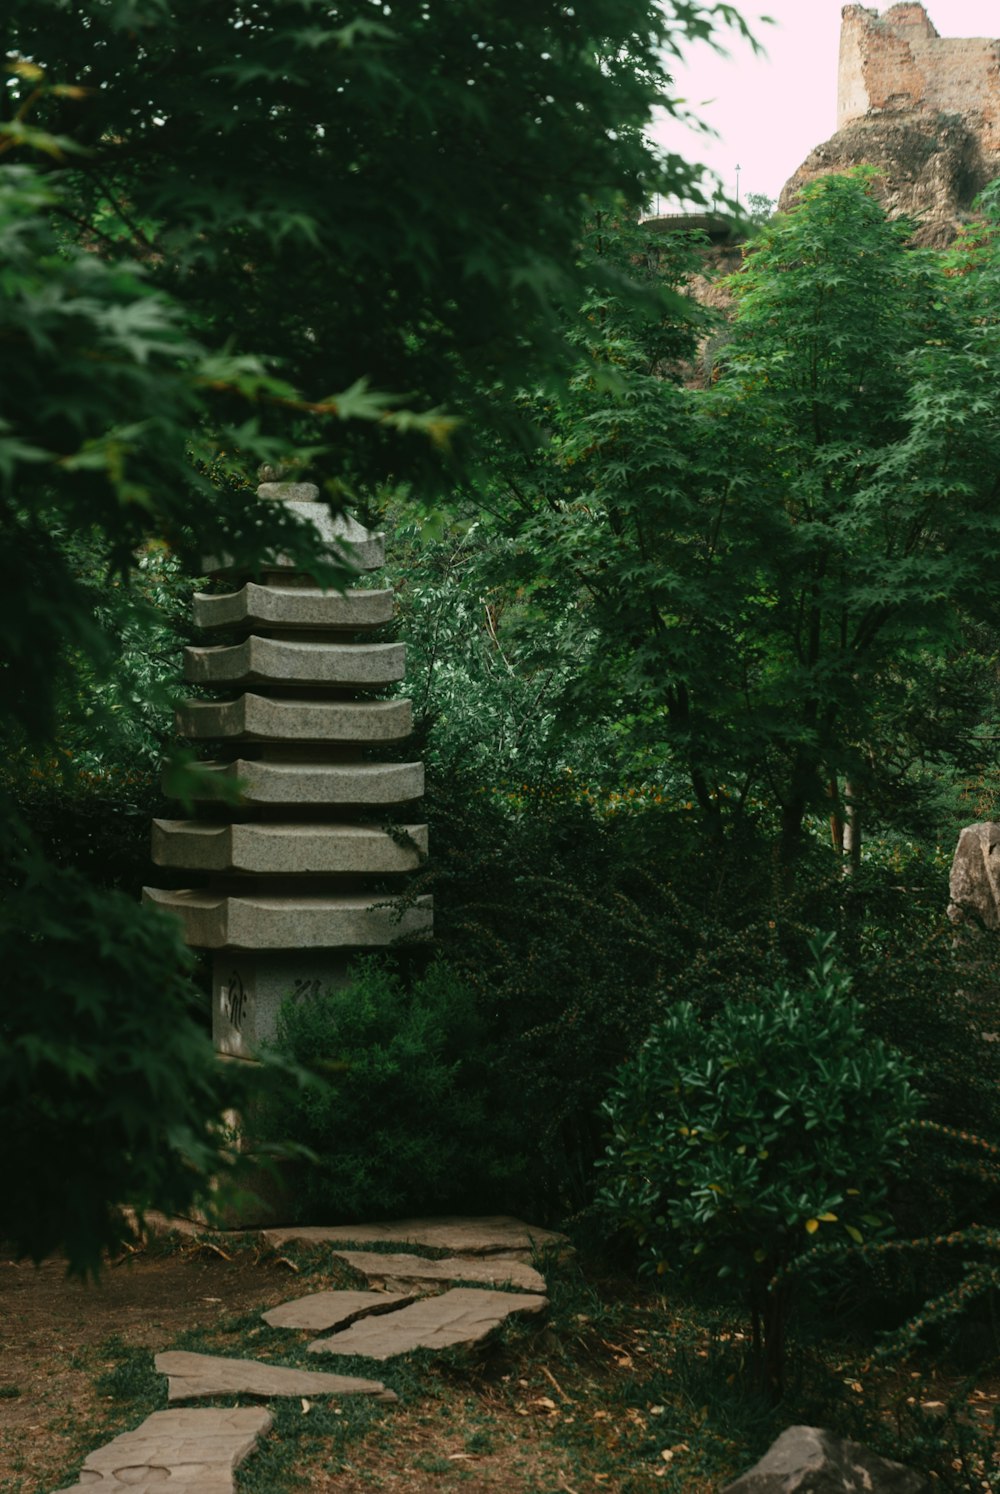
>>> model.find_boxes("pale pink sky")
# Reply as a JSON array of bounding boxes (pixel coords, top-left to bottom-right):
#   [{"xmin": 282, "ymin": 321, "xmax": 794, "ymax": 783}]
[{"xmin": 651, "ymin": 1, "xmax": 1000, "ymax": 209}]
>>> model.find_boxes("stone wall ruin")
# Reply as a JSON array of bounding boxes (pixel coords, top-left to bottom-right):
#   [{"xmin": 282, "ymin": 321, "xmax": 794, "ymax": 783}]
[{"xmin": 780, "ymin": 5, "xmax": 1000, "ymax": 245}]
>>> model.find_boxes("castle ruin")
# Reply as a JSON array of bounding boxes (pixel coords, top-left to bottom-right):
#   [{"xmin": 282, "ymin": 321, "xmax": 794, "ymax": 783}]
[{"xmin": 781, "ymin": 4, "xmax": 1000, "ymax": 243}]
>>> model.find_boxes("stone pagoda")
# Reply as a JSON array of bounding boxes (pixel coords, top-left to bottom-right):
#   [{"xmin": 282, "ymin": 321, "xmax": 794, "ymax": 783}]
[{"xmin": 144, "ymin": 479, "xmax": 432, "ymax": 1060}]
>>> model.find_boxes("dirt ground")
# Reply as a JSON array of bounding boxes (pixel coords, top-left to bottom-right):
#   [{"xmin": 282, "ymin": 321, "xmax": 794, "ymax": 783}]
[
  {"xmin": 0, "ymin": 1243, "xmax": 296, "ymax": 1492},
  {"xmin": 0, "ymin": 1239, "xmax": 654, "ymax": 1494},
  {"xmin": 7, "ymin": 1234, "xmax": 990, "ymax": 1494}
]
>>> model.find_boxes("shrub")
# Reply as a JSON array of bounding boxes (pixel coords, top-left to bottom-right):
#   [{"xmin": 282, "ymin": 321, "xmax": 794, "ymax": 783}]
[
  {"xmin": 597, "ymin": 936, "xmax": 921, "ymax": 1396},
  {"xmin": 259, "ymin": 957, "xmax": 527, "ymax": 1222},
  {"xmin": 0, "ymin": 857, "xmax": 237, "ymax": 1274}
]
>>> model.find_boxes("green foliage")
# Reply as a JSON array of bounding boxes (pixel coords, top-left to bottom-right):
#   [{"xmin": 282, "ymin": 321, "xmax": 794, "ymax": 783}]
[
  {"xmin": 447, "ymin": 172, "xmax": 1000, "ymax": 868},
  {"xmin": 258, "ymin": 957, "xmax": 525, "ymax": 1221},
  {"xmin": 0, "ymin": 2, "xmax": 756, "ymax": 1271},
  {"xmin": 5, "ymin": 0, "xmax": 753, "ymax": 492},
  {"xmin": 421, "ymin": 765, "xmax": 738, "ymax": 1218},
  {"xmin": 0, "ymin": 856, "xmax": 232, "ymax": 1275},
  {"xmin": 788, "ymin": 1119, "xmax": 1000, "ymax": 1372},
  {"xmin": 597, "ymin": 936, "xmax": 921, "ymax": 1391}
]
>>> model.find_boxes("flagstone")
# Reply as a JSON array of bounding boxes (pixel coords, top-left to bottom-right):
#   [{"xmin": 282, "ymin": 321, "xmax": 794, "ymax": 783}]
[
  {"xmin": 308, "ymin": 1286, "xmax": 548, "ymax": 1360},
  {"xmin": 55, "ymin": 1406, "xmax": 271, "ymax": 1492},
  {"xmin": 155, "ymin": 1350, "xmax": 397, "ymax": 1404},
  {"xmin": 328, "ymin": 1249, "xmax": 547, "ymax": 1294},
  {"xmin": 262, "ymin": 1288, "xmax": 416, "ymax": 1331},
  {"xmin": 262, "ymin": 1214, "xmax": 569, "ymax": 1257}
]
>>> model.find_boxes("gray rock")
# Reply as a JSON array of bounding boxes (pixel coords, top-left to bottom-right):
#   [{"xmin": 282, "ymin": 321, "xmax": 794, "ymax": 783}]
[
  {"xmin": 192, "ymin": 582, "xmax": 394, "ymax": 632},
  {"xmin": 142, "ymin": 887, "xmax": 433, "ymax": 950},
  {"xmin": 182, "ymin": 759, "xmax": 424, "ymax": 808},
  {"xmin": 328, "ymin": 1249, "xmax": 547, "ymax": 1294},
  {"xmin": 948, "ymin": 822, "xmax": 1000, "ymax": 930},
  {"xmin": 262, "ymin": 1214, "xmax": 570, "ymax": 1256},
  {"xmin": 263, "ymin": 1289, "xmax": 416, "ymax": 1331},
  {"xmin": 154, "ymin": 1350, "xmax": 396, "ymax": 1404},
  {"xmin": 55, "ymin": 1406, "xmax": 272, "ymax": 1492},
  {"xmin": 152, "ymin": 820, "xmax": 426, "ymax": 875},
  {"xmin": 308, "ymin": 1286, "xmax": 548, "ymax": 1360},
  {"xmin": 721, "ymin": 1425, "xmax": 931, "ymax": 1493}
]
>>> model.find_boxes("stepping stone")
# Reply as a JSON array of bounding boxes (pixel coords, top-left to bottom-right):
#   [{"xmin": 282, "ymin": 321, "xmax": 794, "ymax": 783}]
[
  {"xmin": 155, "ymin": 1350, "xmax": 397, "ymax": 1404},
  {"xmin": 262, "ymin": 1289, "xmax": 416, "ymax": 1331},
  {"xmin": 263, "ymin": 1214, "xmax": 569, "ymax": 1257},
  {"xmin": 308, "ymin": 1286, "xmax": 548, "ymax": 1360},
  {"xmin": 55, "ymin": 1406, "xmax": 271, "ymax": 1492},
  {"xmin": 329, "ymin": 1249, "xmax": 547, "ymax": 1294}
]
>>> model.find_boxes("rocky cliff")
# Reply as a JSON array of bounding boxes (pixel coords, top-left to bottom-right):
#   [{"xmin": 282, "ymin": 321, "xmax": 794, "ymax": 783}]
[{"xmin": 779, "ymin": 108, "xmax": 991, "ymax": 246}]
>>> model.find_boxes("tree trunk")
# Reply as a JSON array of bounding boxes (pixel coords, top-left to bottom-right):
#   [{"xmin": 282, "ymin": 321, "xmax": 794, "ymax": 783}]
[{"xmin": 842, "ymin": 778, "xmax": 861, "ymax": 877}]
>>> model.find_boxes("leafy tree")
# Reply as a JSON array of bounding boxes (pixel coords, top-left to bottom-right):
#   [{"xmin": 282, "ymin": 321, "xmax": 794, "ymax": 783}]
[
  {"xmin": 4, "ymin": 0, "xmax": 755, "ymax": 492},
  {"xmin": 454, "ymin": 173, "xmax": 1000, "ymax": 868},
  {"xmin": 0, "ymin": 2, "xmax": 754, "ymax": 1269}
]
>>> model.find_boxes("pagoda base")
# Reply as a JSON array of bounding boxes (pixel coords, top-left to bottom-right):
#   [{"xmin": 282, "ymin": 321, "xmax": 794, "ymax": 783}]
[{"xmin": 214, "ymin": 951, "xmax": 354, "ymax": 1058}]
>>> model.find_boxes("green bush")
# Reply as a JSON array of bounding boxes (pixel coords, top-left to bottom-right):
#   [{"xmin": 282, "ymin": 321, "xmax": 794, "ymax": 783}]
[
  {"xmin": 597, "ymin": 936, "xmax": 921, "ymax": 1395},
  {"xmin": 259, "ymin": 957, "xmax": 527, "ymax": 1222},
  {"xmin": 0, "ymin": 856, "xmax": 238, "ymax": 1274}
]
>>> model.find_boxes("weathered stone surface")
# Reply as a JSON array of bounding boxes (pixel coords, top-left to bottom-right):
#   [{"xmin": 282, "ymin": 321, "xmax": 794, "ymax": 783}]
[
  {"xmin": 308, "ymin": 1287, "xmax": 547, "ymax": 1360},
  {"xmin": 263, "ymin": 1289, "xmax": 416, "ymax": 1331},
  {"xmin": 838, "ymin": 4, "xmax": 1000, "ymax": 156},
  {"xmin": 55, "ymin": 1406, "xmax": 272, "ymax": 1492},
  {"xmin": 948, "ymin": 822, "xmax": 1000, "ymax": 929},
  {"xmin": 721, "ymin": 1424, "xmax": 931, "ymax": 1493},
  {"xmin": 192, "ymin": 582, "xmax": 394, "ymax": 632},
  {"xmin": 184, "ymin": 637, "xmax": 405, "ymax": 688},
  {"xmin": 275, "ymin": 502, "xmax": 385, "ymax": 571},
  {"xmin": 203, "ymin": 503, "xmax": 384, "ymax": 574},
  {"xmin": 781, "ymin": 5, "xmax": 1000, "ymax": 247},
  {"xmin": 779, "ymin": 110, "xmax": 990, "ymax": 247},
  {"xmin": 213, "ymin": 951, "xmax": 353, "ymax": 1056},
  {"xmin": 262, "ymin": 1215, "xmax": 570, "ymax": 1256},
  {"xmin": 175, "ymin": 693, "xmax": 412, "ymax": 743},
  {"xmin": 152, "ymin": 821, "xmax": 426, "ymax": 875},
  {"xmin": 142, "ymin": 887, "xmax": 433, "ymax": 950},
  {"xmin": 155, "ymin": 1350, "xmax": 397, "ymax": 1404},
  {"xmin": 184, "ymin": 759, "xmax": 425, "ymax": 807},
  {"xmin": 256, "ymin": 481, "xmax": 323, "ymax": 502},
  {"xmin": 329, "ymin": 1250, "xmax": 547, "ymax": 1294}
]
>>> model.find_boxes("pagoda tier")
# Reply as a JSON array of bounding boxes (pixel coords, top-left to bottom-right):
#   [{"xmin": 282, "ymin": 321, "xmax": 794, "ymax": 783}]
[{"xmin": 144, "ymin": 480, "xmax": 432, "ymax": 1062}]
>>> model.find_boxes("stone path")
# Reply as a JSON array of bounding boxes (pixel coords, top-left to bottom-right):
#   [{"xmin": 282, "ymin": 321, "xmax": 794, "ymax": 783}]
[
  {"xmin": 262, "ymin": 1287, "xmax": 416, "ymax": 1331},
  {"xmin": 323, "ymin": 1248, "xmax": 547, "ymax": 1293},
  {"xmin": 55, "ymin": 1406, "xmax": 271, "ymax": 1492},
  {"xmin": 262, "ymin": 1213, "xmax": 569, "ymax": 1257},
  {"xmin": 65, "ymin": 1215, "xmax": 561, "ymax": 1490},
  {"xmin": 156, "ymin": 1350, "xmax": 398, "ymax": 1404},
  {"xmin": 307, "ymin": 1285, "xmax": 549, "ymax": 1359}
]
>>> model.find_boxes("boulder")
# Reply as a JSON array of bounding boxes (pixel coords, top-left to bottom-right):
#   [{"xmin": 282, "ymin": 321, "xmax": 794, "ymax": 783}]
[
  {"xmin": 948, "ymin": 822, "xmax": 1000, "ymax": 929},
  {"xmin": 721, "ymin": 1425, "xmax": 931, "ymax": 1493}
]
